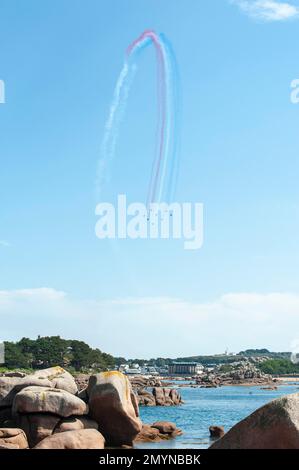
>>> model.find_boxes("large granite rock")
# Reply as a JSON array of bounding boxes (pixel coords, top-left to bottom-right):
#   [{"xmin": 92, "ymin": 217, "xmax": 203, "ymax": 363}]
[
  {"xmin": 137, "ymin": 390, "xmax": 156, "ymax": 406},
  {"xmin": 152, "ymin": 387, "xmax": 182, "ymax": 406},
  {"xmin": 0, "ymin": 376, "xmax": 52, "ymax": 407},
  {"xmin": 0, "ymin": 367, "xmax": 77, "ymax": 408},
  {"xmin": 17, "ymin": 413, "xmax": 60, "ymax": 447},
  {"xmin": 0, "ymin": 443, "xmax": 20, "ymax": 449},
  {"xmin": 30, "ymin": 367, "xmax": 78, "ymax": 395},
  {"xmin": 88, "ymin": 371, "xmax": 142, "ymax": 446},
  {"xmin": 54, "ymin": 417, "xmax": 98, "ymax": 433},
  {"xmin": 209, "ymin": 425, "xmax": 225, "ymax": 438},
  {"xmin": 34, "ymin": 429, "xmax": 105, "ymax": 449},
  {"xmin": 152, "ymin": 387, "xmax": 165, "ymax": 406},
  {"xmin": 0, "ymin": 428, "xmax": 28, "ymax": 449},
  {"xmin": 210, "ymin": 392, "xmax": 299, "ymax": 449},
  {"xmin": 137, "ymin": 387, "xmax": 182, "ymax": 407},
  {"xmin": 135, "ymin": 421, "xmax": 183, "ymax": 443},
  {"xmin": 13, "ymin": 386, "xmax": 88, "ymax": 417},
  {"xmin": 152, "ymin": 421, "xmax": 177, "ymax": 434},
  {"xmin": 134, "ymin": 424, "xmax": 161, "ymax": 443}
]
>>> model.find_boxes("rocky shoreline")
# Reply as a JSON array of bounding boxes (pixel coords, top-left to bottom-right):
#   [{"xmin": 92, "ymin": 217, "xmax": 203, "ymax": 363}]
[
  {"xmin": 1, "ymin": 366, "xmax": 299, "ymax": 449},
  {"xmin": 0, "ymin": 367, "xmax": 182, "ymax": 449}
]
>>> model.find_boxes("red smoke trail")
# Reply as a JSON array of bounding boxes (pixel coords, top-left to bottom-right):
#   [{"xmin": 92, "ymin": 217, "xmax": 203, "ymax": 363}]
[{"xmin": 127, "ymin": 30, "xmax": 167, "ymax": 207}]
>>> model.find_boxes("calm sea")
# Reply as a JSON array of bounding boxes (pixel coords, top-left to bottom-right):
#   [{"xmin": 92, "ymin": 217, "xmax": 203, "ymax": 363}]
[{"xmin": 137, "ymin": 382, "xmax": 299, "ymax": 449}]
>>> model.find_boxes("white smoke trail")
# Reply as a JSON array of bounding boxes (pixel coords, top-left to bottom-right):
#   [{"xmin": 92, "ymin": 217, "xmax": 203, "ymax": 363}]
[
  {"xmin": 96, "ymin": 61, "xmax": 137, "ymax": 198},
  {"xmin": 157, "ymin": 42, "xmax": 171, "ymax": 204}
]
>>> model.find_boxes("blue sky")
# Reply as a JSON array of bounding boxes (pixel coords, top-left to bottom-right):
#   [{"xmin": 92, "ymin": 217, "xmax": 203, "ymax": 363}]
[{"xmin": 1, "ymin": 0, "xmax": 299, "ymax": 357}]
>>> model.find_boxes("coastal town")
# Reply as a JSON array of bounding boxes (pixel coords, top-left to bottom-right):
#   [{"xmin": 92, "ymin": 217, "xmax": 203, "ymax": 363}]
[{"xmin": 116, "ymin": 351, "xmax": 278, "ymax": 389}]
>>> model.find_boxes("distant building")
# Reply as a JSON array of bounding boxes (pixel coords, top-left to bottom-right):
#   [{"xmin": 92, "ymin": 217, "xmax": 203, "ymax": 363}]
[
  {"xmin": 169, "ymin": 362, "xmax": 202, "ymax": 375},
  {"xmin": 158, "ymin": 366, "xmax": 169, "ymax": 375},
  {"xmin": 147, "ymin": 366, "xmax": 159, "ymax": 376},
  {"xmin": 119, "ymin": 363, "xmax": 142, "ymax": 375},
  {"xmin": 124, "ymin": 367, "xmax": 141, "ymax": 375}
]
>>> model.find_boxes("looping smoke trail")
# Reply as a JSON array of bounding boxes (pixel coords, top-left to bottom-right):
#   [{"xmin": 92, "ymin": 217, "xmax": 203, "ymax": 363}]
[{"xmin": 97, "ymin": 30, "xmax": 180, "ymax": 206}]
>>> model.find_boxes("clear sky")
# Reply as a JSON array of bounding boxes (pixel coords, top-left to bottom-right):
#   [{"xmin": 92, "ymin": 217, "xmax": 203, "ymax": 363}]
[{"xmin": 1, "ymin": 0, "xmax": 299, "ymax": 357}]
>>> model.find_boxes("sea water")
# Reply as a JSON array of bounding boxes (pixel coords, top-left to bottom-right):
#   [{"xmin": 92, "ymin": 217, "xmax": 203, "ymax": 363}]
[{"xmin": 137, "ymin": 383, "xmax": 299, "ymax": 449}]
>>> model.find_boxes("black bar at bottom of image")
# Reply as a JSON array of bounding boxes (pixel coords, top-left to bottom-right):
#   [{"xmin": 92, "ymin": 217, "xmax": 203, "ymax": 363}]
[{"xmin": 0, "ymin": 449, "xmax": 298, "ymax": 467}]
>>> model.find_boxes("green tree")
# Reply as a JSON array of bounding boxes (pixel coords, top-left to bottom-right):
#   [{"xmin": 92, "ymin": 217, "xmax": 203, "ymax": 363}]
[
  {"xmin": 259, "ymin": 359, "xmax": 299, "ymax": 375},
  {"xmin": 4, "ymin": 342, "xmax": 31, "ymax": 369}
]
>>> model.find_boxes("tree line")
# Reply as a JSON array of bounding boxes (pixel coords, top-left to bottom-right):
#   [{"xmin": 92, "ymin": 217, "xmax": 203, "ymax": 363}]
[
  {"xmin": 258, "ymin": 359, "xmax": 299, "ymax": 375},
  {"xmin": 3, "ymin": 336, "xmax": 115, "ymax": 372}
]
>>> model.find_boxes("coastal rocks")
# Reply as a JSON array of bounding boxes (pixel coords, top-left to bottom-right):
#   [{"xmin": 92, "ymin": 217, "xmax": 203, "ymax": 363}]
[
  {"xmin": 153, "ymin": 387, "xmax": 168, "ymax": 406},
  {"xmin": 134, "ymin": 425, "xmax": 161, "ymax": 442},
  {"xmin": 0, "ymin": 367, "xmax": 183, "ymax": 449},
  {"xmin": 75, "ymin": 374, "xmax": 89, "ymax": 392},
  {"xmin": 137, "ymin": 390, "xmax": 156, "ymax": 406},
  {"xmin": 0, "ymin": 428, "xmax": 28, "ymax": 449},
  {"xmin": 13, "ymin": 386, "xmax": 88, "ymax": 417},
  {"xmin": 152, "ymin": 421, "xmax": 177, "ymax": 434},
  {"xmin": 17, "ymin": 413, "xmax": 60, "ymax": 447},
  {"xmin": 137, "ymin": 387, "xmax": 182, "ymax": 407},
  {"xmin": 0, "ymin": 443, "xmax": 20, "ymax": 449},
  {"xmin": 135, "ymin": 422, "xmax": 183, "ymax": 443},
  {"xmin": 209, "ymin": 426, "xmax": 225, "ymax": 439},
  {"xmin": 0, "ymin": 367, "xmax": 77, "ymax": 408},
  {"xmin": 210, "ymin": 392, "xmax": 299, "ymax": 449},
  {"xmin": 54, "ymin": 417, "xmax": 98, "ymax": 433},
  {"xmin": 34, "ymin": 429, "xmax": 105, "ymax": 449},
  {"xmin": 229, "ymin": 363, "xmax": 269, "ymax": 383},
  {"xmin": 151, "ymin": 387, "xmax": 182, "ymax": 406},
  {"xmin": 197, "ymin": 362, "xmax": 273, "ymax": 388},
  {"xmin": 88, "ymin": 371, "xmax": 142, "ymax": 446},
  {"xmin": 152, "ymin": 387, "xmax": 166, "ymax": 406},
  {"xmin": 170, "ymin": 388, "xmax": 183, "ymax": 405},
  {"xmin": 0, "ymin": 376, "xmax": 52, "ymax": 407},
  {"xmin": 29, "ymin": 367, "xmax": 78, "ymax": 395},
  {"xmin": 129, "ymin": 376, "xmax": 162, "ymax": 391}
]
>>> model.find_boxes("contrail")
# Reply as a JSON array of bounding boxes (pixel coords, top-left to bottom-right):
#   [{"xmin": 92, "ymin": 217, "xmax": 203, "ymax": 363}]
[{"xmin": 97, "ymin": 30, "xmax": 180, "ymax": 206}]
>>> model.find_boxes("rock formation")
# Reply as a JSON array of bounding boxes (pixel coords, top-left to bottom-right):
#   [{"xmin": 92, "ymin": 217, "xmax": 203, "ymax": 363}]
[
  {"xmin": 197, "ymin": 362, "xmax": 273, "ymax": 388},
  {"xmin": 209, "ymin": 425, "xmax": 225, "ymax": 439},
  {"xmin": 34, "ymin": 429, "xmax": 105, "ymax": 449},
  {"xmin": 134, "ymin": 421, "xmax": 183, "ymax": 443},
  {"xmin": 0, "ymin": 428, "xmax": 28, "ymax": 449},
  {"xmin": 13, "ymin": 386, "xmax": 88, "ymax": 417},
  {"xmin": 87, "ymin": 371, "xmax": 142, "ymax": 446},
  {"xmin": 210, "ymin": 392, "xmax": 299, "ymax": 449},
  {"xmin": 0, "ymin": 367, "xmax": 182, "ymax": 449},
  {"xmin": 0, "ymin": 366, "xmax": 78, "ymax": 407},
  {"xmin": 137, "ymin": 386, "xmax": 183, "ymax": 406}
]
